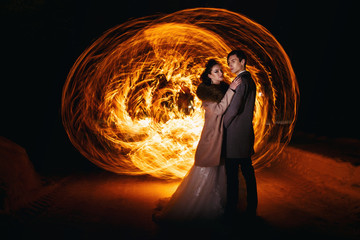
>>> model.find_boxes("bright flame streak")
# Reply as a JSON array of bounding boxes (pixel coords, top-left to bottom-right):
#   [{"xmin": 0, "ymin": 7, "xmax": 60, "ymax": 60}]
[{"xmin": 61, "ymin": 8, "xmax": 299, "ymax": 179}]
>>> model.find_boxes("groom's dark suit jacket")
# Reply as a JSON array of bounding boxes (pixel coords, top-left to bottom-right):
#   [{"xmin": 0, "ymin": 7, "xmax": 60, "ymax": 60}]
[{"xmin": 223, "ymin": 71, "xmax": 256, "ymax": 158}]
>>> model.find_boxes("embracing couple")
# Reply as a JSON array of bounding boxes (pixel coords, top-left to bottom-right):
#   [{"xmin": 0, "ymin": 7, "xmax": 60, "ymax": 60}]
[{"xmin": 154, "ymin": 49, "xmax": 257, "ymax": 223}]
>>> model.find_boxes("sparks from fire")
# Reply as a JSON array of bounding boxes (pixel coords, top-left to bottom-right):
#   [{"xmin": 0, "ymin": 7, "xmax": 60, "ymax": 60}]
[{"xmin": 62, "ymin": 8, "xmax": 299, "ymax": 179}]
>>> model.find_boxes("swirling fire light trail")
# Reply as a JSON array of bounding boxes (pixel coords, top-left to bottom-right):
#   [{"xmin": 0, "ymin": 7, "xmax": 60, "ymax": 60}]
[{"xmin": 61, "ymin": 8, "xmax": 299, "ymax": 179}]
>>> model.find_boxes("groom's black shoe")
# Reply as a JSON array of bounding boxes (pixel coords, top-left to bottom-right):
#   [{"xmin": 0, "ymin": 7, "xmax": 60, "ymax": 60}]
[
  {"xmin": 223, "ymin": 209, "xmax": 236, "ymax": 223},
  {"xmin": 245, "ymin": 208, "xmax": 257, "ymax": 217}
]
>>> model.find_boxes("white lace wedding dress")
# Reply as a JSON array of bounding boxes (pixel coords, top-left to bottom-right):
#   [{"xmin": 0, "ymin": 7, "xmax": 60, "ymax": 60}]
[{"xmin": 154, "ymin": 164, "xmax": 227, "ymax": 222}]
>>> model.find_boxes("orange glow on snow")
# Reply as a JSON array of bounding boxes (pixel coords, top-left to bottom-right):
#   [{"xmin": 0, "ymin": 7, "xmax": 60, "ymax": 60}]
[{"xmin": 61, "ymin": 8, "xmax": 299, "ymax": 179}]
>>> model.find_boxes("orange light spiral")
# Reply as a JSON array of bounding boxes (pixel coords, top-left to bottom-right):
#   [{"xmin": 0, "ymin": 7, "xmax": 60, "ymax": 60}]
[{"xmin": 61, "ymin": 8, "xmax": 299, "ymax": 179}]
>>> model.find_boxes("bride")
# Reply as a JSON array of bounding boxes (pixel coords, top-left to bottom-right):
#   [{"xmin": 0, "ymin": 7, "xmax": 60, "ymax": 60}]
[{"xmin": 153, "ymin": 59, "xmax": 242, "ymax": 222}]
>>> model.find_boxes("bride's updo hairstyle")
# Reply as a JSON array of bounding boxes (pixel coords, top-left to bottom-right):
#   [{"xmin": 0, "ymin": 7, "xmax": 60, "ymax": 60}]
[{"xmin": 200, "ymin": 59, "xmax": 220, "ymax": 86}]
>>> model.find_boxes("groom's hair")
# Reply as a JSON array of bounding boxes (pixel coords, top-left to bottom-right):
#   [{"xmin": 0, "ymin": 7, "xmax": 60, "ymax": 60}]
[{"xmin": 227, "ymin": 50, "xmax": 247, "ymax": 66}]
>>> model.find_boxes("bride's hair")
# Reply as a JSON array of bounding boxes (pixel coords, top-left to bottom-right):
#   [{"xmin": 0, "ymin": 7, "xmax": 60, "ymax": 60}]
[{"xmin": 200, "ymin": 59, "xmax": 220, "ymax": 86}]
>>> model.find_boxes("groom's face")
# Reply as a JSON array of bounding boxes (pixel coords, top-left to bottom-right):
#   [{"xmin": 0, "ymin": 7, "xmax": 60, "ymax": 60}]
[{"xmin": 228, "ymin": 54, "xmax": 242, "ymax": 75}]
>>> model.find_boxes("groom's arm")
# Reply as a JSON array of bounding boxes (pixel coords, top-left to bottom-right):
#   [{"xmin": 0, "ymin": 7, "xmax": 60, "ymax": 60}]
[{"xmin": 223, "ymin": 78, "xmax": 248, "ymax": 128}]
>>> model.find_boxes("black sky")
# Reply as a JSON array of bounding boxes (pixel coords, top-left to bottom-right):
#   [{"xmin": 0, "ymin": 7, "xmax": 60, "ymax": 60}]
[{"xmin": 1, "ymin": 0, "xmax": 358, "ymax": 173}]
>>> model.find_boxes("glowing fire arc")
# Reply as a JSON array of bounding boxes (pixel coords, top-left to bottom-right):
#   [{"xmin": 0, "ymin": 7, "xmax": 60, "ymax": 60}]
[{"xmin": 61, "ymin": 8, "xmax": 299, "ymax": 179}]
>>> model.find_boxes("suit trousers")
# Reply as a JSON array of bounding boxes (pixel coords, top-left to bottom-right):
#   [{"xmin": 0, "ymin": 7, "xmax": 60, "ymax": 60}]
[{"xmin": 225, "ymin": 157, "xmax": 258, "ymax": 215}]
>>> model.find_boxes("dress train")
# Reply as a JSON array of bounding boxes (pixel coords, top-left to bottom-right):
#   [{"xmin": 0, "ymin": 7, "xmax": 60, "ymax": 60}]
[{"xmin": 154, "ymin": 165, "xmax": 227, "ymax": 222}]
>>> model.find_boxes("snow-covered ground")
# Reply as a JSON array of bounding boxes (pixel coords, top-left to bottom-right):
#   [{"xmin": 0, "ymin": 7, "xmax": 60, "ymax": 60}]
[
  {"xmin": 259, "ymin": 145, "xmax": 360, "ymax": 239},
  {"xmin": 1, "ymin": 135, "xmax": 360, "ymax": 239}
]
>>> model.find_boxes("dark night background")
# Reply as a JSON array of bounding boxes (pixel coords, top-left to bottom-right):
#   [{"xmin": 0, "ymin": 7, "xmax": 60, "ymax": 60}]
[{"xmin": 1, "ymin": 0, "xmax": 359, "ymax": 175}]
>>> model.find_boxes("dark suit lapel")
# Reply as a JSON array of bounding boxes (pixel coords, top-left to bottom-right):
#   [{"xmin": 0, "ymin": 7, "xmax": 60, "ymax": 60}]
[{"xmin": 237, "ymin": 70, "xmax": 250, "ymax": 78}]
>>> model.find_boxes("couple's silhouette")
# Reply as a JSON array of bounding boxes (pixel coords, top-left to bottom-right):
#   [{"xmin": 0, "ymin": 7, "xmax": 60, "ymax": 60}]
[{"xmin": 153, "ymin": 50, "xmax": 257, "ymax": 223}]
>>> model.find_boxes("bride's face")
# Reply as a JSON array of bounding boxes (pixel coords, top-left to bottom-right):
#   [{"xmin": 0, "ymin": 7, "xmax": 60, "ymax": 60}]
[{"xmin": 208, "ymin": 64, "xmax": 224, "ymax": 85}]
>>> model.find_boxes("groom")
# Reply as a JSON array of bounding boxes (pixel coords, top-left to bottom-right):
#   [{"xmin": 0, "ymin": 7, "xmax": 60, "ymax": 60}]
[{"xmin": 223, "ymin": 49, "xmax": 258, "ymax": 218}]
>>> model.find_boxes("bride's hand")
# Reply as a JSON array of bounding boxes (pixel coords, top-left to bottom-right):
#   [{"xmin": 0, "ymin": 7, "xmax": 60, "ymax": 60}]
[{"xmin": 229, "ymin": 76, "xmax": 242, "ymax": 90}]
